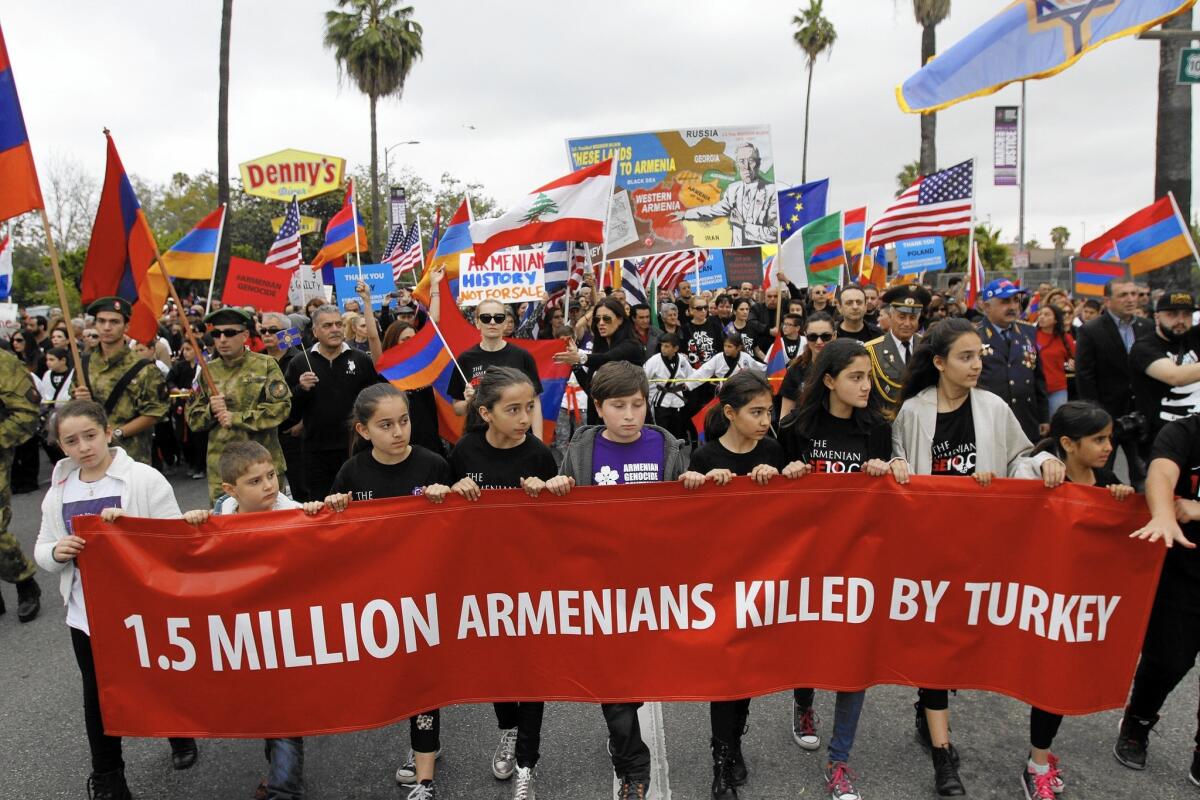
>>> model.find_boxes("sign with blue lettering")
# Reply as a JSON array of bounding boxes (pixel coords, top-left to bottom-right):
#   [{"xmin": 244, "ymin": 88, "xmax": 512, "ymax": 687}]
[
  {"xmin": 333, "ymin": 265, "xmax": 394, "ymax": 311},
  {"xmin": 896, "ymin": 237, "xmax": 947, "ymax": 275},
  {"xmin": 695, "ymin": 249, "xmax": 728, "ymax": 292}
]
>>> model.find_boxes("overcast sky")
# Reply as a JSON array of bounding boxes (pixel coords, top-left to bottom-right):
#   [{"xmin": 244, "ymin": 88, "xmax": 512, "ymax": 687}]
[{"xmin": 4, "ymin": 0, "xmax": 1195, "ymax": 250}]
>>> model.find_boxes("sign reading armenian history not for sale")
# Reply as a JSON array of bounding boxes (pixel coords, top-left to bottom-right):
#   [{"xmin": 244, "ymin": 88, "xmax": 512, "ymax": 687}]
[{"xmin": 565, "ymin": 126, "xmax": 779, "ymax": 260}]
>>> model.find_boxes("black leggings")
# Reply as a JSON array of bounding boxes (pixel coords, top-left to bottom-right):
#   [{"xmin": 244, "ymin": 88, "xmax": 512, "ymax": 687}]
[
  {"xmin": 1128, "ymin": 593, "xmax": 1200, "ymax": 747},
  {"xmin": 1030, "ymin": 707, "xmax": 1063, "ymax": 751},
  {"xmin": 409, "ymin": 709, "xmax": 440, "ymax": 753},
  {"xmin": 71, "ymin": 627, "xmax": 124, "ymax": 773},
  {"xmin": 493, "ymin": 702, "xmax": 545, "ymax": 768},
  {"xmin": 710, "ymin": 699, "xmax": 751, "ymax": 746},
  {"xmin": 917, "ymin": 688, "xmax": 950, "ymax": 711}
]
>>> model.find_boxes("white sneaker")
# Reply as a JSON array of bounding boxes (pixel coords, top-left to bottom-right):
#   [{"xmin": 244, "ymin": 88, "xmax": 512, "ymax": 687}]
[
  {"xmin": 793, "ymin": 699, "xmax": 821, "ymax": 750},
  {"xmin": 493, "ymin": 727, "xmax": 518, "ymax": 779},
  {"xmin": 396, "ymin": 748, "xmax": 442, "ymax": 784},
  {"xmin": 513, "ymin": 765, "xmax": 536, "ymax": 800}
]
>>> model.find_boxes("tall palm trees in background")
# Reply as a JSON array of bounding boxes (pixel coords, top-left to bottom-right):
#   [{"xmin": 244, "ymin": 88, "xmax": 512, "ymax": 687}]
[
  {"xmin": 911, "ymin": 0, "xmax": 951, "ymax": 176},
  {"xmin": 217, "ymin": 0, "xmax": 233, "ymax": 277},
  {"xmin": 324, "ymin": 0, "xmax": 423, "ymax": 256},
  {"xmin": 792, "ymin": 0, "xmax": 837, "ymax": 184}
]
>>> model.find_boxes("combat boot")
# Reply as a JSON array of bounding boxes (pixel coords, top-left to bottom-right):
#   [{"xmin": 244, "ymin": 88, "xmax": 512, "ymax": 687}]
[
  {"xmin": 87, "ymin": 768, "xmax": 132, "ymax": 800},
  {"xmin": 710, "ymin": 739, "xmax": 738, "ymax": 799}
]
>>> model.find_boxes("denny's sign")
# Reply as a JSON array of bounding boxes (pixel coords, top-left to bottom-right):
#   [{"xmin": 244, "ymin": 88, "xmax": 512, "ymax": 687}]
[{"xmin": 239, "ymin": 148, "xmax": 345, "ymax": 201}]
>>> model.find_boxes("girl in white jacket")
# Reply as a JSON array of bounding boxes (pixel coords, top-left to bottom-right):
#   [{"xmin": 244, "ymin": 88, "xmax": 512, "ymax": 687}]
[
  {"xmin": 891, "ymin": 318, "xmax": 1064, "ymax": 798},
  {"xmin": 33, "ymin": 400, "xmax": 196, "ymax": 800}
]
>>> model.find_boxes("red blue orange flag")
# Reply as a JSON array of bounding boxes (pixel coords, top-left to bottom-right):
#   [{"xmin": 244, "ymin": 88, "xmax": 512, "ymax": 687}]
[
  {"xmin": 81, "ymin": 133, "xmax": 168, "ymax": 343},
  {"xmin": 413, "ymin": 199, "xmax": 472, "ymax": 306},
  {"xmin": 764, "ymin": 335, "xmax": 788, "ymax": 389},
  {"xmin": 507, "ymin": 338, "xmax": 572, "ymax": 443},
  {"xmin": 1080, "ymin": 194, "xmax": 1200, "ymax": 277},
  {"xmin": 0, "ymin": 23, "xmax": 44, "ymax": 221},
  {"xmin": 312, "ymin": 180, "xmax": 368, "ymax": 267},
  {"xmin": 161, "ymin": 206, "xmax": 225, "ymax": 280}
]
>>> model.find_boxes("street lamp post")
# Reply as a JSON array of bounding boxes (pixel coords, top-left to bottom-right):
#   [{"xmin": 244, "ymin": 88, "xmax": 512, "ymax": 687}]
[{"xmin": 383, "ymin": 140, "xmax": 420, "ymax": 230}]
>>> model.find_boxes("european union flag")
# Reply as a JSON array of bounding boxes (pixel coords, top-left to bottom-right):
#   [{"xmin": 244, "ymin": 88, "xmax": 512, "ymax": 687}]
[
  {"xmin": 275, "ymin": 327, "xmax": 303, "ymax": 352},
  {"xmin": 898, "ymin": 0, "xmax": 1193, "ymax": 113},
  {"xmin": 778, "ymin": 178, "xmax": 828, "ymax": 244}
]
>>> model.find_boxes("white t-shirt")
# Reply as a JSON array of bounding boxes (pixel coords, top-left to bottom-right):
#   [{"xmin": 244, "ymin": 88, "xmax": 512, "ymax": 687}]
[{"xmin": 60, "ymin": 470, "xmax": 123, "ymax": 634}]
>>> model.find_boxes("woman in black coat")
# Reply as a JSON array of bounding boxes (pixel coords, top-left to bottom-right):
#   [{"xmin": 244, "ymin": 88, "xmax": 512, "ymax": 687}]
[{"xmin": 553, "ymin": 296, "xmax": 646, "ymax": 424}]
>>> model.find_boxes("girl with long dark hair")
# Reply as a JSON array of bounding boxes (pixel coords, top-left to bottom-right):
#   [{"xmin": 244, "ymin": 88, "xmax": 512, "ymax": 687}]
[
  {"xmin": 554, "ymin": 296, "xmax": 646, "ymax": 424},
  {"xmin": 1034, "ymin": 304, "xmax": 1075, "ymax": 415},
  {"xmin": 779, "ymin": 312, "xmax": 835, "ymax": 418}
]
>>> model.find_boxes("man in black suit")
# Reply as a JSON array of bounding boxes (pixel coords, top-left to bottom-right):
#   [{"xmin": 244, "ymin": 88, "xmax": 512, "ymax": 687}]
[{"xmin": 1075, "ymin": 277, "xmax": 1153, "ymax": 480}]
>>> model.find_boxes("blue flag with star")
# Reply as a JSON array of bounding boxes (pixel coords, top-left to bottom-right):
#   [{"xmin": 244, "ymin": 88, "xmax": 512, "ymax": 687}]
[{"xmin": 779, "ymin": 179, "xmax": 829, "ymax": 244}]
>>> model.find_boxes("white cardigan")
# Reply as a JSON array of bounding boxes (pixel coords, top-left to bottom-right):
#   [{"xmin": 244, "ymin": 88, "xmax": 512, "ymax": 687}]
[
  {"xmin": 34, "ymin": 447, "xmax": 182, "ymax": 607},
  {"xmin": 891, "ymin": 386, "xmax": 1059, "ymax": 477}
]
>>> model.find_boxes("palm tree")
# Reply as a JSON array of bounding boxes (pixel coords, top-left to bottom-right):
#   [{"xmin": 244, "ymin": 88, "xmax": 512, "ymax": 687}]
[
  {"xmin": 792, "ymin": 0, "xmax": 837, "ymax": 183},
  {"xmin": 895, "ymin": 160, "xmax": 920, "ymax": 196},
  {"xmin": 216, "ymin": 0, "xmax": 233, "ymax": 285},
  {"xmin": 1050, "ymin": 225, "xmax": 1070, "ymax": 269},
  {"xmin": 911, "ymin": 0, "xmax": 951, "ymax": 175},
  {"xmin": 324, "ymin": 0, "xmax": 423, "ymax": 256},
  {"xmin": 1156, "ymin": 7, "xmax": 1193, "ymax": 288}
]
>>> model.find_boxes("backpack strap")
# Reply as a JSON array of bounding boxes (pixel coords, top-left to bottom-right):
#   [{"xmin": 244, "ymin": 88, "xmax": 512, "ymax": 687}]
[{"xmin": 101, "ymin": 359, "xmax": 154, "ymax": 417}]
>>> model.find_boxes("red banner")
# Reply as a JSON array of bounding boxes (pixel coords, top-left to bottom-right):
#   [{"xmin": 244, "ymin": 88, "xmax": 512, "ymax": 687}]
[
  {"xmin": 75, "ymin": 475, "xmax": 1163, "ymax": 738},
  {"xmin": 221, "ymin": 256, "xmax": 291, "ymax": 312}
]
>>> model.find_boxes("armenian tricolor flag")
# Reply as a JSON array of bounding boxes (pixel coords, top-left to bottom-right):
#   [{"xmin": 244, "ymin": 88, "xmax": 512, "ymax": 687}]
[
  {"xmin": 413, "ymin": 199, "xmax": 472, "ymax": 306},
  {"xmin": 507, "ymin": 338, "xmax": 572, "ymax": 443},
  {"xmin": 160, "ymin": 206, "xmax": 225, "ymax": 280},
  {"xmin": 313, "ymin": 180, "xmax": 368, "ymax": 267},
  {"xmin": 764, "ymin": 334, "xmax": 788, "ymax": 391},
  {"xmin": 0, "ymin": 23, "xmax": 43, "ymax": 222},
  {"xmin": 844, "ymin": 206, "xmax": 867, "ymax": 277},
  {"xmin": 1072, "ymin": 257, "xmax": 1129, "ymax": 298},
  {"xmin": 1080, "ymin": 194, "xmax": 1199, "ymax": 276},
  {"xmin": 81, "ymin": 133, "xmax": 168, "ymax": 343}
]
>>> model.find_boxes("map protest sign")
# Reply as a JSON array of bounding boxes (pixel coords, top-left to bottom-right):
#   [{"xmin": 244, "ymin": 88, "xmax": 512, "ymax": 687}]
[
  {"xmin": 456, "ymin": 247, "xmax": 545, "ymax": 307},
  {"xmin": 566, "ymin": 126, "xmax": 779, "ymax": 260}
]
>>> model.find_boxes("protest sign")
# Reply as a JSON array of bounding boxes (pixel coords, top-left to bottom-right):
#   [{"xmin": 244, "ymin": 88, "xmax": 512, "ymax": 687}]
[
  {"xmin": 896, "ymin": 237, "xmax": 947, "ymax": 274},
  {"xmin": 0, "ymin": 302, "xmax": 19, "ymax": 338},
  {"xmin": 566, "ymin": 126, "xmax": 779, "ymax": 260},
  {"xmin": 694, "ymin": 249, "xmax": 727, "ymax": 292},
  {"xmin": 723, "ymin": 247, "xmax": 765, "ymax": 286},
  {"xmin": 455, "ymin": 248, "xmax": 545, "ymax": 307},
  {"xmin": 288, "ymin": 268, "xmax": 327, "ymax": 308},
  {"xmin": 333, "ymin": 265, "xmax": 393, "ymax": 311},
  {"xmin": 78, "ymin": 475, "xmax": 1160, "ymax": 738},
  {"xmin": 221, "ymin": 257, "xmax": 290, "ymax": 312}
]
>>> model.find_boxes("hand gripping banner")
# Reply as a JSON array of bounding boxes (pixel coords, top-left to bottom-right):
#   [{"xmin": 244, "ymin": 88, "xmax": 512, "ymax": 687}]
[{"xmin": 74, "ymin": 475, "xmax": 1163, "ymax": 738}]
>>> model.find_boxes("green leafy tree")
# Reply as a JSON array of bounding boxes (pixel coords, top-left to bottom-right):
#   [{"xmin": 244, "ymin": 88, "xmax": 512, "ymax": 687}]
[
  {"xmin": 943, "ymin": 224, "xmax": 1011, "ymax": 273},
  {"xmin": 324, "ymin": 0, "xmax": 423, "ymax": 256},
  {"xmin": 895, "ymin": 160, "xmax": 921, "ymax": 196},
  {"xmin": 792, "ymin": 0, "xmax": 837, "ymax": 183},
  {"xmin": 1050, "ymin": 225, "xmax": 1071, "ymax": 269}
]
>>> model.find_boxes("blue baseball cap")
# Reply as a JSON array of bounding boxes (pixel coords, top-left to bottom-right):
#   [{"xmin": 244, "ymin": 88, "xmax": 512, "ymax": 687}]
[{"xmin": 982, "ymin": 279, "xmax": 1020, "ymax": 301}]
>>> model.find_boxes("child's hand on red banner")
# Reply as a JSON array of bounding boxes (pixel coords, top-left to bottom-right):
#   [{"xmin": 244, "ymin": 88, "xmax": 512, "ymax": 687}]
[
  {"xmin": 749, "ymin": 464, "xmax": 778, "ymax": 486},
  {"xmin": 1040, "ymin": 459, "xmax": 1066, "ymax": 488},
  {"xmin": 325, "ymin": 493, "xmax": 352, "ymax": 513},
  {"xmin": 973, "ymin": 471, "xmax": 996, "ymax": 487},
  {"xmin": 1110, "ymin": 484, "xmax": 1134, "ymax": 501},
  {"xmin": 706, "ymin": 468, "xmax": 733, "ymax": 486},
  {"xmin": 521, "ymin": 477, "xmax": 547, "ymax": 498},
  {"xmin": 423, "ymin": 484, "xmax": 451, "ymax": 504},
  {"xmin": 182, "ymin": 509, "xmax": 210, "ymax": 525},
  {"xmin": 545, "ymin": 476, "xmax": 575, "ymax": 496},
  {"xmin": 782, "ymin": 461, "xmax": 812, "ymax": 479},
  {"xmin": 679, "ymin": 471, "xmax": 707, "ymax": 490},
  {"xmin": 451, "ymin": 477, "xmax": 482, "ymax": 502}
]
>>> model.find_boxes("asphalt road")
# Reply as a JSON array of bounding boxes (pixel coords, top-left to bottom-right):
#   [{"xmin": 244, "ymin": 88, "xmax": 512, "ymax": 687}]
[{"xmin": 3, "ymin": 462, "xmax": 1199, "ymax": 800}]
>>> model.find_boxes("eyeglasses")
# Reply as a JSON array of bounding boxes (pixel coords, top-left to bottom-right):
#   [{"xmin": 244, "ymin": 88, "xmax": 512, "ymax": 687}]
[
  {"xmin": 691, "ymin": 306, "xmax": 708, "ymax": 312},
  {"xmin": 477, "ymin": 314, "xmax": 505, "ymax": 324},
  {"xmin": 210, "ymin": 328, "xmax": 246, "ymax": 339},
  {"xmin": 596, "ymin": 314, "xmax": 617, "ymax": 323},
  {"xmin": 805, "ymin": 332, "xmax": 834, "ymax": 343},
  {"xmin": 262, "ymin": 327, "xmax": 284, "ymax": 335},
  {"xmin": 84, "ymin": 334, "xmax": 100, "ymax": 339}
]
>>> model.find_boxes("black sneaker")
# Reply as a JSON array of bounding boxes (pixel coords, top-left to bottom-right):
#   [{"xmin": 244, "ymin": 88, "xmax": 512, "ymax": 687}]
[
  {"xmin": 931, "ymin": 745, "xmax": 965, "ymax": 796},
  {"xmin": 793, "ymin": 700, "xmax": 820, "ymax": 750},
  {"xmin": 1020, "ymin": 765, "xmax": 1056, "ymax": 800},
  {"xmin": 1113, "ymin": 711, "xmax": 1157, "ymax": 770},
  {"xmin": 1190, "ymin": 749, "xmax": 1200, "ymax": 787}
]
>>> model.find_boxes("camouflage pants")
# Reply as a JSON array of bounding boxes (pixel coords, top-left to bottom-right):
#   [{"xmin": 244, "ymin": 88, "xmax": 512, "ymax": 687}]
[{"xmin": 0, "ymin": 449, "xmax": 36, "ymax": 584}]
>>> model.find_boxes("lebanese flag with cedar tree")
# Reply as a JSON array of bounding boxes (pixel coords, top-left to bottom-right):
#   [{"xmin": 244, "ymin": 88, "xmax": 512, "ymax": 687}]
[{"xmin": 469, "ymin": 159, "xmax": 613, "ymax": 266}]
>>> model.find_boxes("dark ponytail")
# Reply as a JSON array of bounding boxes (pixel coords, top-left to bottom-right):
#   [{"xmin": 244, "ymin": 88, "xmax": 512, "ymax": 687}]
[
  {"xmin": 898, "ymin": 318, "xmax": 980, "ymax": 405},
  {"xmin": 703, "ymin": 370, "xmax": 773, "ymax": 440},
  {"xmin": 465, "ymin": 366, "xmax": 535, "ymax": 433},
  {"xmin": 1032, "ymin": 400, "xmax": 1112, "ymax": 459},
  {"xmin": 349, "ymin": 383, "xmax": 409, "ymax": 455}
]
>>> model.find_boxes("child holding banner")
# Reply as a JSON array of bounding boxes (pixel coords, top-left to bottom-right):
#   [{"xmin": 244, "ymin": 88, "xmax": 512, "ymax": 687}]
[
  {"xmin": 426, "ymin": 366, "xmax": 557, "ymax": 800},
  {"xmin": 542, "ymin": 361, "xmax": 704, "ymax": 800},
  {"xmin": 33, "ymin": 400, "xmax": 199, "ymax": 800},
  {"xmin": 892, "ymin": 318, "xmax": 1065, "ymax": 798},
  {"xmin": 778, "ymin": 338, "xmax": 910, "ymax": 800},
  {"xmin": 687, "ymin": 371, "xmax": 790, "ymax": 800}
]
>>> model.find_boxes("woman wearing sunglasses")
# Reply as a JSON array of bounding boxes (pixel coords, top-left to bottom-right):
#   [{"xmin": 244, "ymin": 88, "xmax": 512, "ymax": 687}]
[
  {"xmin": 779, "ymin": 312, "xmax": 836, "ymax": 418},
  {"xmin": 553, "ymin": 296, "xmax": 646, "ymax": 424}
]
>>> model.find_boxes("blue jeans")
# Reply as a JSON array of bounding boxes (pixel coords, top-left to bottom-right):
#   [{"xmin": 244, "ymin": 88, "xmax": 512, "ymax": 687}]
[
  {"xmin": 828, "ymin": 691, "xmax": 867, "ymax": 764},
  {"xmin": 264, "ymin": 738, "xmax": 304, "ymax": 800},
  {"xmin": 1048, "ymin": 389, "xmax": 1068, "ymax": 417}
]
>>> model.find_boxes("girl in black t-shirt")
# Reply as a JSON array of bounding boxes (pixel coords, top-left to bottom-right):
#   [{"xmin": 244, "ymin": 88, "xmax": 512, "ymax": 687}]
[
  {"xmin": 777, "ymin": 339, "xmax": 909, "ymax": 799},
  {"xmin": 779, "ymin": 312, "xmax": 836, "ymax": 418},
  {"xmin": 1015, "ymin": 401, "xmax": 1133, "ymax": 798},
  {"xmin": 687, "ymin": 372, "xmax": 789, "ymax": 798},
  {"xmin": 324, "ymin": 383, "xmax": 449, "ymax": 796},
  {"xmin": 425, "ymin": 366, "xmax": 556, "ymax": 799}
]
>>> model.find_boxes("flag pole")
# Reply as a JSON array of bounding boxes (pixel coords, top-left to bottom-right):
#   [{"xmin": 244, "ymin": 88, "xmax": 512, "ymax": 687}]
[
  {"xmin": 350, "ymin": 178, "xmax": 364, "ymax": 282},
  {"xmin": 204, "ymin": 202, "xmax": 228, "ymax": 312},
  {"xmin": 967, "ymin": 157, "xmax": 978, "ymax": 294},
  {"xmin": 36, "ymin": 209, "xmax": 86, "ymax": 390},
  {"xmin": 424, "ymin": 312, "xmax": 471, "ymax": 387},
  {"xmin": 145, "ymin": 230, "xmax": 219, "ymax": 396}
]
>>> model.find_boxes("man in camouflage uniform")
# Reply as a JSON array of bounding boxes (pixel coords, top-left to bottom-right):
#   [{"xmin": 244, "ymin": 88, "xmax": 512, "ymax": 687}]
[
  {"xmin": 0, "ymin": 345, "xmax": 43, "ymax": 621},
  {"xmin": 185, "ymin": 308, "xmax": 292, "ymax": 501},
  {"xmin": 73, "ymin": 297, "xmax": 168, "ymax": 466}
]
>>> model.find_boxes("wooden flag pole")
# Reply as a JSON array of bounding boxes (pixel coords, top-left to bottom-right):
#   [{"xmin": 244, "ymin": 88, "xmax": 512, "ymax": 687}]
[{"xmin": 37, "ymin": 209, "xmax": 87, "ymax": 390}]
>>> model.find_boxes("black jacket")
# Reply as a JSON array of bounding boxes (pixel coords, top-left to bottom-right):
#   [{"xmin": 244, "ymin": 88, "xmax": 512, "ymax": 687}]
[{"xmin": 1075, "ymin": 313, "xmax": 1153, "ymax": 418}]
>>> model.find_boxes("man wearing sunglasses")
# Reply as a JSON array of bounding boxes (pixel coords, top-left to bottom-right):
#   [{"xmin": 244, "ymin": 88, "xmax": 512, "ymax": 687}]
[
  {"xmin": 865, "ymin": 285, "xmax": 931, "ymax": 408},
  {"xmin": 447, "ymin": 299, "xmax": 543, "ymax": 439},
  {"xmin": 185, "ymin": 308, "xmax": 292, "ymax": 502}
]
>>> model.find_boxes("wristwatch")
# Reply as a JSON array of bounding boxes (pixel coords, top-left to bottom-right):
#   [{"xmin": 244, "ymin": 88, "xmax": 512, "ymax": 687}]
[{"xmin": 112, "ymin": 428, "xmax": 124, "ymax": 441}]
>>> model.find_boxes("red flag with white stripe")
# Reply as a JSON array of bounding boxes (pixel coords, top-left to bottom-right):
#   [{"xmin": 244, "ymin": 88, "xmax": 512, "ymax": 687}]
[{"xmin": 641, "ymin": 249, "xmax": 707, "ymax": 292}]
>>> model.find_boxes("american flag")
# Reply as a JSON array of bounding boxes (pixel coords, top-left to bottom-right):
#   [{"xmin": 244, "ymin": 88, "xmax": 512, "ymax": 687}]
[
  {"xmin": 265, "ymin": 196, "xmax": 303, "ymax": 270},
  {"xmin": 386, "ymin": 220, "xmax": 423, "ymax": 281},
  {"xmin": 640, "ymin": 249, "xmax": 706, "ymax": 292},
  {"xmin": 867, "ymin": 159, "xmax": 974, "ymax": 248}
]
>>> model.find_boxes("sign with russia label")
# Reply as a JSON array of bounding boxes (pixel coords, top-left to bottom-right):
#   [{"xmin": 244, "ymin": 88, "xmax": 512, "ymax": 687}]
[
  {"xmin": 896, "ymin": 237, "xmax": 947, "ymax": 274},
  {"xmin": 456, "ymin": 247, "xmax": 545, "ymax": 307}
]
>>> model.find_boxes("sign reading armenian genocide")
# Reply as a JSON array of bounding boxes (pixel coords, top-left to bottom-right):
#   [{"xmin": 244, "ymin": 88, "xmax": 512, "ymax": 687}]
[
  {"xmin": 239, "ymin": 149, "xmax": 346, "ymax": 201},
  {"xmin": 78, "ymin": 475, "xmax": 1161, "ymax": 738},
  {"xmin": 565, "ymin": 126, "xmax": 779, "ymax": 260}
]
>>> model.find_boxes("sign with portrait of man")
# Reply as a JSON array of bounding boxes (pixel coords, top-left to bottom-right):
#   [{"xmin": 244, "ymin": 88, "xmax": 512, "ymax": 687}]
[{"xmin": 565, "ymin": 126, "xmax": 780, "ymax": 260}]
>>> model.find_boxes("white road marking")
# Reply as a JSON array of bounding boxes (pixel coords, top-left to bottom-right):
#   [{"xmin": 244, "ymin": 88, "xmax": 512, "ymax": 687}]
[{"xmin": 612, "ymin": 701, "xmax": 671, "ymax": 800}]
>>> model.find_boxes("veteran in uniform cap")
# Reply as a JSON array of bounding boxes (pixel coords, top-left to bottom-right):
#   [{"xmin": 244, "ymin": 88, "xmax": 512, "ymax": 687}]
[
  {"xmin": 865, "ymin": 284, "xmax": 931, "ymax": 408},
  {"xmin": 975, "ymin": 279, "xmax": 1048, "ymax": 442},
  {"xmin": 74, "ymin": 296, "xmax": 168, "ymax": 466},
  {"xmin": 0, "ymin": 346, "xmax": 43, "ymax": 621},
  {"xmin": 184, "ymin": 308, "xmax": 292, "ymax": 501}
]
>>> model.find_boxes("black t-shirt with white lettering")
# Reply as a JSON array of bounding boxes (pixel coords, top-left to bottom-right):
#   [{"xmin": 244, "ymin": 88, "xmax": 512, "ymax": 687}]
[
  {"xmin": 1129, "ymin": 328, "xmax": 1200, "ymax": 435},
  {"xmin": 329, "ymin": 446, "xmax": 452, "ymax": 501},
  {"xmin": 681, "ymin": 318, "xmax": 725, "ymax": 368},
  {"xmin": 780, "ymin": 409, "xmax": 891, "ymax": 473},
  {"xmin": 688, "ymin": 436, "xmax": 787, "ymax": 477},
  {"xmin": 447, "ymin": 343, "xmax": 542, "ymax": 401},
  {"xmin": 1148, "ymin": 416, "xmax": 1200, "ymax": 611},
  {"xmin": 449, "ymin": 431, "xmax": 558, "ymax": 489},
  {"xmin": 930, "ymin": 401, "xmax": 977, "ymax": 476}
]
